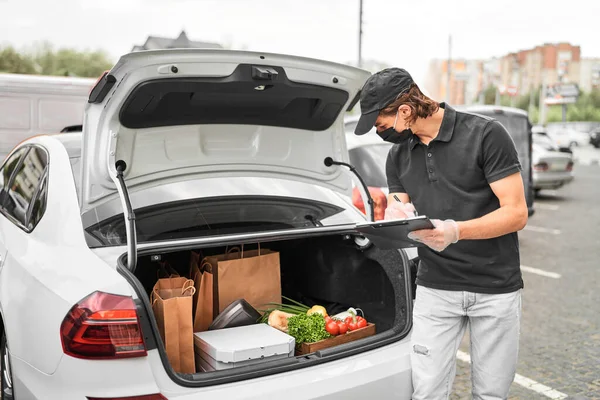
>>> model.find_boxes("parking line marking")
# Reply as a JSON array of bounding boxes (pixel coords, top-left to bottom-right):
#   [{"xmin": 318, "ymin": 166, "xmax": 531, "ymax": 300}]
[
  {"xmin": 456, "ymin": 350, "xmax": 568, "ymax": 399},
  {"xmin": 521, "ymin": 265, "xmax": 562, "ymax": 279},
  {"xmin": 523, "ymin": 225, "xmax": 562, "ymax": 235},
  {"xmin": 535, "ymin": 203, "xmax": 560, "ymax": 211}
]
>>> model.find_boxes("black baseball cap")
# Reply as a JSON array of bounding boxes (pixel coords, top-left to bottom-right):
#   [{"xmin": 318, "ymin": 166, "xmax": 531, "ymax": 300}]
[{"xmin": 354, "ymin": 68, "xmax": 415, "ymax": 135}]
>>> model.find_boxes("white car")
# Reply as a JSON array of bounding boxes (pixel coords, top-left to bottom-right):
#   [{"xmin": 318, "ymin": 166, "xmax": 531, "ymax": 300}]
[
  {"xmin": 531, "ymin": 132, "xmax": 574, "ymax": 193},
  {"xmin": 547, "ymin": 128, "xmax": 590, "ymax": 148},
  {"xmin": 0, "ymin": 50, "xmax": 415, "ymax": 399}
]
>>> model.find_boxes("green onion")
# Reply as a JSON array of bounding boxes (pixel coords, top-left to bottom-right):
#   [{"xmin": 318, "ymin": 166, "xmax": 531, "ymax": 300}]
[{"xmin": 256, "ymin": 297, "xmax": 311, "ymax": 324}]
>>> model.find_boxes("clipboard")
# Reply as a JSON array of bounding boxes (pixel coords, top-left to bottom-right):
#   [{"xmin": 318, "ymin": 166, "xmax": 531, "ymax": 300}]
[{"xmin": 354, "ymin": 216, "xmax": 435, "ymax": 249}]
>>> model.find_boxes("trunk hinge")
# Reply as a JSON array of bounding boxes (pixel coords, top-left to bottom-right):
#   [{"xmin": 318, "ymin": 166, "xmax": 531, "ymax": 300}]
[{"xmin": 114, "ymin": 160, "xmax": 137, "ymax": 272}]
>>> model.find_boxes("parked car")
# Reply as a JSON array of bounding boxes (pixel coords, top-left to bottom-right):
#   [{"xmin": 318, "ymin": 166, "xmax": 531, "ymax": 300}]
[
  {"xmin": 547, "ymin": 128, "xmax": 590, "ymax": 148},
  {"xmin": 532, "ymin": 126, "xmax": 573, "ymax": 153},
  {"xmin": 590, "ymin": 127, "xmax": 600, "ymax": 148},
  {"xmin": 531, "ymin": 131, "xmax": 574, "ymax": 194},
  {"xmin": 0, "ymin": 50, "xmax": 417, "ymax": 399}
]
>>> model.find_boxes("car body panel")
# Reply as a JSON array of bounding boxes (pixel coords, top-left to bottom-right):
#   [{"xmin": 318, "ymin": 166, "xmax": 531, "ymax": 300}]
[
  {"xmin": 11, "ymin": 339, "xmax": 411, "ymax": 400},
  {"xmin": 0, "ymin": 135, "xmax": 135, "ymax": 375}
]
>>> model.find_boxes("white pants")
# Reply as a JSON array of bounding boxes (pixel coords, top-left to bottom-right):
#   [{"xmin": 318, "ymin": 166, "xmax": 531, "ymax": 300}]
[{"xmin": 410, "ymin": 285, "xmax": 522, "ymax": 400}]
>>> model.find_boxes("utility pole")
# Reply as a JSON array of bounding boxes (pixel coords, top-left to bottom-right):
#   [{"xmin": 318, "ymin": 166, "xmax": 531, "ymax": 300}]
[
  {"xmin": 446, "ymin": 34, "xmax": 452, "ymax": 103},
  {"xmin": 358, "ymin": 0, "xmax": 363, "ymax": 68}
]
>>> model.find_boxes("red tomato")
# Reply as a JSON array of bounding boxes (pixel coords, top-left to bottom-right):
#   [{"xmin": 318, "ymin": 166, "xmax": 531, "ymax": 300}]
[
  {"xmin": 348, "ymin": 320, "xmax": 358, "ymax": 331},
  {"xmin": 337, "ymin": 321, "xmax": 348, "ymax": 334},
  {"xmin": 325, "ymin": 321, "xmax": 339, "ymax": 336},
  {"xmin": 345, "ymin": 316, "xmax": 353, "ymax": 326},
  {"xmin": 325, "ymin": 316, "xmax": 332, "ymax": 323},
  {"xmin": 356, "ymin": 318, "xmax": 367, "ymax": 329}
]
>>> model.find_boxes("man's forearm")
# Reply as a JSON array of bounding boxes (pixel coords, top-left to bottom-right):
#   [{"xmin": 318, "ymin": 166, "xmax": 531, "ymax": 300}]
[{"xmin": 457, "ymin": 205, "xmax": 528, "ymax": 240}]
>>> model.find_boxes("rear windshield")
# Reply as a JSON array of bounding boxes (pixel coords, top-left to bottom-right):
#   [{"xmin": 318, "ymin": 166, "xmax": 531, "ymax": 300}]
[
  {"xmin": 84, "ymin": 196, "xmax": 345, "ymax": 247},
  {"xmin": 118, "ymin": 64, "xmax": 349, "ymax": 131}
]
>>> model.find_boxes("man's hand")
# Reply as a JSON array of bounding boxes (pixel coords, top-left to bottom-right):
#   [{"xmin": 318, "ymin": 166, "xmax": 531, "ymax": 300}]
[
  {"xmin": 408, "ymin": 219, "xmax": 460, "ymax": 252},
  {"xmin": 384, "ymin": 201, "xmax": 417, "ymax": 220}
]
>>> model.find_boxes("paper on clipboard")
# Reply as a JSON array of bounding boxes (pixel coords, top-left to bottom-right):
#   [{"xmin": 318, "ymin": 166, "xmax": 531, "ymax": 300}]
[{"xmin": 354, "ymin": 216, "xmax": 436, "ymax": 249}]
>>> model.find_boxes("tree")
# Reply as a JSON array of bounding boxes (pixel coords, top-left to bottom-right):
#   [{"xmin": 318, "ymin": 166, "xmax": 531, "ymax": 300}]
[
  {"xmin": 482, "ymin": 85, "xmax": 497, "ymax": 105},
  {"xmin": 0, "ymin": 46, "xmax": 37, "ymax": 74},
  {"xmin": 0, "ymin": 42, "xmax": 114, "ymax": 78}
]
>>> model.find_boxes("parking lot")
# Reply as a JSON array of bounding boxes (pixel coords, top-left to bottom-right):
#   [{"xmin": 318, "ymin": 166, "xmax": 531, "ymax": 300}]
[{"xmin": 451, "ymin": 146, "xmax": 600, "ymax": 399}]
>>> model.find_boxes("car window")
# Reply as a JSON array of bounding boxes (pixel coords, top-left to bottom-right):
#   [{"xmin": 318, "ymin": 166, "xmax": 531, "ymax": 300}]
[
  {"xmin": 28, "ymin": 173, "xmax": 48, "ymax": 230},
  {"xmin": 5, "ymin": 147, "xmax": 48, "ymax": 226},
  {"xmin": 348, "ymin": 144, "xmax": 393, "ymax": 188},
  {"xmin": 0, "ymin": 147, "xmax": 28, "ymax": 216}
]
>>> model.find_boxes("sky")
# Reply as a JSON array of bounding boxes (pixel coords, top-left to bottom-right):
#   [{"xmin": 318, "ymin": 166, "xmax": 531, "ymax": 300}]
[{"xmin": 1, "ymin": 0, "xmax": 600, "ymax": 86}]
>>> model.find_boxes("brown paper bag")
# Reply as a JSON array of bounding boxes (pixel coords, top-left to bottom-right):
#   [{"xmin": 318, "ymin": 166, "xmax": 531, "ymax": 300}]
[
  {"xmin": 190, "ymin": 252, "xmax": 214, "ymax": 333},
  {"xmin": 151, "ymin": 276, "xmax": 196, "ymax": 374},
  {"xmin": 191, "ymin": 245, "xmax": 281, "ymax": 331}
]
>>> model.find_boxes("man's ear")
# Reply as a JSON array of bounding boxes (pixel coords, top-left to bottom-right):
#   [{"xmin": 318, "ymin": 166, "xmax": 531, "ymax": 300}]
[{"xmin": 398, "ymin": 104, "xmax": 412, "ymax": 118}]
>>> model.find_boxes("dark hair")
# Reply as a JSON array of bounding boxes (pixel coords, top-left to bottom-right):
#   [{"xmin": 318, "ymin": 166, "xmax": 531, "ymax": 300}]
[{"xmin": 380, "ymin": 83, "xmax": 439, "ymax": 124}]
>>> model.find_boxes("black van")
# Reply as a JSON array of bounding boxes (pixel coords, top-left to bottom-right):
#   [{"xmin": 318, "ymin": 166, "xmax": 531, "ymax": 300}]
[{"xmin": 457, "ymin": 105, "xmax": 535, "ymax": 216}]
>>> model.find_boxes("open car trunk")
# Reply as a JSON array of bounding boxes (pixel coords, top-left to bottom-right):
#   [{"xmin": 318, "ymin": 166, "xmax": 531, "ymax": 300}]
[{"xmin": 117, "ymin": 230, "xmax": 412, "ymax": 387}]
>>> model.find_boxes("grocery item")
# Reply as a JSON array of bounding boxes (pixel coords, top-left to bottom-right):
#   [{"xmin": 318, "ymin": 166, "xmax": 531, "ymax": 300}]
[
  {"xmin": 194, "ymin": 324, "xmax": 295, "ymax": 371},
  {"xmin": 208, "ymin": 299, "xmax": 262, "ymax": 331}
]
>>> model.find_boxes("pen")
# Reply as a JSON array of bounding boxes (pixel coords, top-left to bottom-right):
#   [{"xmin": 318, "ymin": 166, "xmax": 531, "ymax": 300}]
[{"xmin": 393, "ymin": 195, "xmax": 418, "ymax": 217}]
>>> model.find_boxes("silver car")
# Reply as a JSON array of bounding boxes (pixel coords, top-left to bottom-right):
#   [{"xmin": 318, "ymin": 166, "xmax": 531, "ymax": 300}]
[{"xmin": 532, "ymin": 131, "xmax": 574, "ymax": 193}]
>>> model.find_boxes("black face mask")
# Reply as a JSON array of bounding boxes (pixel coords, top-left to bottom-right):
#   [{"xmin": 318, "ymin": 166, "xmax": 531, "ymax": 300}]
[
  {"xmin": 376, "ymin": 111, "xmax": 412, "ymax": 144},
  {"xmin": 377, "ymin": 127, "xmax": 412, "ymax": 144}
]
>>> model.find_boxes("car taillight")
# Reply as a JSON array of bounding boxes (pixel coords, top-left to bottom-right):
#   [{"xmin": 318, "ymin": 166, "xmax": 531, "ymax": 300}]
[
  {"xmin": 352, "ymin": 187, "xmax": 388, "ymax": 221},
  {"xmin": 87, "ymin": 395, "xmax": 167, "ymax": 400},
  {"xmin": 533, "ymin": 162, "xmax": 549, "ymax": 172},
  {"xmin": 566, "ymin": 161, "xmax": 574, "ymax": 171},
  {"xmin": 61, "ymin": 291, "xmax": 147, "ymax": 360}
]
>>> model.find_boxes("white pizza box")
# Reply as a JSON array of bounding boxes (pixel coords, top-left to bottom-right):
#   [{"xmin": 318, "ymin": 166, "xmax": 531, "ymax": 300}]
[{"xmin": 193, "ymin": 324, "xmax": 295, "ymax": 370}]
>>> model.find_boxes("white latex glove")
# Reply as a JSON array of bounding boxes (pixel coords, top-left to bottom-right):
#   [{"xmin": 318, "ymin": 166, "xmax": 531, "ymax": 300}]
[
  {"xmin": 384, "ymin": 201, "xmax": 417, "ymax": 220},
  {"xmin": 407, "ymin": 219, "xmax": 460, "ymax": 252}
]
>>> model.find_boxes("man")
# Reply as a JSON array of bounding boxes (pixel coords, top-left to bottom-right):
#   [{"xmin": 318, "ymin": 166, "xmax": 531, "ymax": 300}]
[{"xmin": 354, "ymin": 68, "xmax": 528, "ymax": 400}]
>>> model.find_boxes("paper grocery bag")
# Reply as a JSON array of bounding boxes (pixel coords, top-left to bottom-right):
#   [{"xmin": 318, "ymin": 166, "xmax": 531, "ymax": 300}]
[
  {"xmin": 192, "ymin": 245, "xmax": 281, "ymax": 330},
  {"xmin": 190, "ymin": 252, "xmax": 214, "ymax": 333},
  {"xmin": 151, "ymin": 276, "xmax": 196, "ymax": 374}
]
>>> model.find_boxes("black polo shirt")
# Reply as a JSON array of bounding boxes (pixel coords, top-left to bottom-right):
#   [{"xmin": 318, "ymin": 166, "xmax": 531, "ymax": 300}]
[{"xmin": 386, "ymin": 103, "xmax": 524, "ymax": 294}]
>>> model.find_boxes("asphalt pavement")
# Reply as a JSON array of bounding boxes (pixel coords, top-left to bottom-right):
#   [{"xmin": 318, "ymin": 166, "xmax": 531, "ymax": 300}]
[{"xmin": 451, "ymin": 145, "xmax": 600, "ymax": 399}]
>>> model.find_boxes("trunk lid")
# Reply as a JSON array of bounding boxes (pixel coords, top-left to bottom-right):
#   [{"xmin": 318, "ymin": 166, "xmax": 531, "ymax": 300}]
[{"xmin": 80, "ymin": 49, "xmax": 370, "ymax": 214}]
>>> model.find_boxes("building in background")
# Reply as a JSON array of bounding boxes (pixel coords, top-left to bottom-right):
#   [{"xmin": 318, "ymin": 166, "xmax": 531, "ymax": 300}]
[
  {"xmin": 131, "ymin": 30, "xmax": 222, "ymax": 52},
  {"xmin": 424, "ymin": 59, "xmax": 485, "ymax": 105},
  {"xmin": 579, "ymin": 58, "xmax": 600, "ymax": 92},
  {"xmin": 425, "ymin": 42, "xmax": 589, "ymax": 105},
  {"xmin": 498, "ymin": 43, "xmax": 580, "ymax": 94}
]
